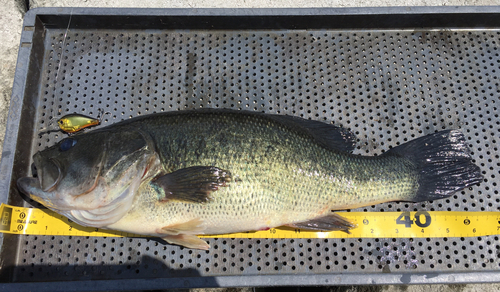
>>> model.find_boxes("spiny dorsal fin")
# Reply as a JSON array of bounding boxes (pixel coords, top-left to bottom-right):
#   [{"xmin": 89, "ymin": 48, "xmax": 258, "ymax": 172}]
[{"xmin": 153, "ymin": 166, "xmax": 232, "ymax": 203}]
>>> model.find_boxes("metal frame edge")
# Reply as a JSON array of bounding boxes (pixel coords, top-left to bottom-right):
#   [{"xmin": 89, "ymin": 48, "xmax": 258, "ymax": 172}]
[
  {"xmin": 1, "ymin": 271, "xmax": 500, "ymax": 291},
  {"xmin": 0, "ymin": 6, "xmax": 38, "ymax": 258},
  {"xmin": 24, "ymin": 5, "xmax": 500, "ymax": 17}
]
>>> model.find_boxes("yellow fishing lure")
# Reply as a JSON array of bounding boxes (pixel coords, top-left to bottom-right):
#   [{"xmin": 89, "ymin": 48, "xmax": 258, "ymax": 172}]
[
  {"xmin": 57, "ymin": 113, "xmax": 100, "ymax": 133},
  {"xmin": 38, "ymin": 110, "xmax": 107, "ymax": 136}
]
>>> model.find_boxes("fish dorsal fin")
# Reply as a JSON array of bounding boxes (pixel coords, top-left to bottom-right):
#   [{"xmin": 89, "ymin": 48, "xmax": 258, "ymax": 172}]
[
  {"xmin": 270, "ymin": 115, "xmax": 357, "ymax": 153},
  {"xmin": 153, "ymin": 166, "xmax": 232, "ymax": 203}
]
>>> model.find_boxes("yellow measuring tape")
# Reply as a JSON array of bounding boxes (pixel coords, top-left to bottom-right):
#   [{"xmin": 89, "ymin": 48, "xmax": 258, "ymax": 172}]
[{"xmin": 0, "ymin": 204, "xmax": 499, "ymax": 239}]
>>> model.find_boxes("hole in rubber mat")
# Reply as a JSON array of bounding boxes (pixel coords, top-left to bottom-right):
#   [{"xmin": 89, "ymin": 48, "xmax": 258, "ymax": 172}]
[{"xmin": 16, "ymin": 29, "xmax": 500, "ymax": 281}]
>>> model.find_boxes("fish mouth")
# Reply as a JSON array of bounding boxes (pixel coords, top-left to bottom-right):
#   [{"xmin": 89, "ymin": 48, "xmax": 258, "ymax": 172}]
[
  {"xmin": 16, "ymin": 176, "xmax": 58, "ymax": 208},
  {"xmin": 38, "ymin": 158, "xmax": 63, "ymax": 192},
  {"xmin": 17, "ymin": 176, "xmax": 41, "ymax": 196},
  {"xmin": 17, "ymin": 157, "xmax": 63, "ymax": 209}
]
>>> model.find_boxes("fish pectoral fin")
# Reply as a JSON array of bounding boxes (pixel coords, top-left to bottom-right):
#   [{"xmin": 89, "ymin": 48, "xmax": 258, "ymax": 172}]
[
  {"xmin": 162, "ymin": 234, "xmax": 210, "ymax": 250},
  {"xmin": 160, "ymin": 218, "xmax": 206, "ymax": 236},
  {"xmin": 153, "ymin": 166, "xmax": 232, "ymax": 203},
  {"xmin": 288, "ymin": 213, "xmax": 357, "ymax": 234}
]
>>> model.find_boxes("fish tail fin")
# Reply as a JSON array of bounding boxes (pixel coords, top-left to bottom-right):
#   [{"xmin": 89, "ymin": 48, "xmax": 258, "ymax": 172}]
[{"xmin": 384, "ymin": 130, "xmax": 483, "ymax": 202}]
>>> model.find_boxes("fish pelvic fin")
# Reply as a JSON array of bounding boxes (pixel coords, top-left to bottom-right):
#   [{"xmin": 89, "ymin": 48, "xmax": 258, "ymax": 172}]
[
  {"xmin": 162, "ymin": 234, "xmax": 210, "ymax": 250},
  {"xmin": 159, "ymin": 218, "xmax": 206, "ymax": 236},
  {"xmin": 383, "ymin": 130, "xmax": 483, "ymax": 202},
  {"xmin": 288, "ymin": 213, "xmax": 357, "ymax": 234},
  {"xmin": 160, "ymin": 218, "xmax": 209, "ymax": 249},
  {"xmin": 153, "ymin": 166, "xmax": 232, "ymax": 203}
]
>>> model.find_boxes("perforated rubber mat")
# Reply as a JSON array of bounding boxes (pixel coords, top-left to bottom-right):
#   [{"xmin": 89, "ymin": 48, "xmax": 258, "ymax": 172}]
[{"xmin": 2, "ymin": 8, "xmax": 500, "ymax": 288}]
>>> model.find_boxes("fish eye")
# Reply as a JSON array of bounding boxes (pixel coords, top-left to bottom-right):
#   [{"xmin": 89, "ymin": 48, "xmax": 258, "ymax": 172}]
[{"xmin": 59, "ymin": 138, "xmax": 77, "ymax": 152}]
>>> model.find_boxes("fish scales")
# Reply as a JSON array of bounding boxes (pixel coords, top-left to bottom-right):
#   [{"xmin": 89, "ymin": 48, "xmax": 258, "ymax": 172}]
[{"xmin": 109, "ymin": 111, "xmax": 417, "ymax": 235}]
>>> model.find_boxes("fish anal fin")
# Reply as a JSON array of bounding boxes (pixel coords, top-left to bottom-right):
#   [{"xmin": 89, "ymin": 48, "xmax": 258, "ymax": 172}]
[
  {"xmin": 162, "ymin": 234, "xmax": 210, "ymax": 250},
  {"xmin": 154, "ymin": 166, "xmax": 232, "ymax": 203},
  {"xmin": 288, "ymin": 213, "xmax": 357, "ymax": 234},
  {"xmin": 159, "ymin": 218, "xmax": 205, "ymax": 236}
]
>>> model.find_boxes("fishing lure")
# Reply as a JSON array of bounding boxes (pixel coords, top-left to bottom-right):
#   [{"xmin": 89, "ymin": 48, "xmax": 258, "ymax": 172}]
[
  {"xmin": 57, "ymin": 113, "xmax": 100, "ymax": 134},
  {"xmin": 38, "ymin": 109, "xmax": 108, "ymax": 136}
]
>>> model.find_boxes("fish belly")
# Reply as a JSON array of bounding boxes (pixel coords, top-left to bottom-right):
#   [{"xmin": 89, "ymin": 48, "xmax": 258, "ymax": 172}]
[{"xmin": 107, "ymin": 156, "xmax": 416, "ymax": 236}]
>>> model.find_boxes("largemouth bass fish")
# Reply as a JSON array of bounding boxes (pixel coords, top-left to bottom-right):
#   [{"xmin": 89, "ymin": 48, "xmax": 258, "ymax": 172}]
[{"xmin": 18, "ymin": 110, "xmax": 482, "ymax": 249}]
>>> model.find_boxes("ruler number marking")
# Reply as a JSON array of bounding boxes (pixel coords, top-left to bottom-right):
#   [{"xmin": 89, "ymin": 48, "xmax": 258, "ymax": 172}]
[
  {"xmin": 396, "ymin": 211, "xmax": 432, "ymax": 228},
  {"xmin": 414, "ymin": 211, "xmax": 431, "ymax": 228},
  {"xmin": 396, "ymin": 212, "xmax": 413, "ymax": 228}
]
